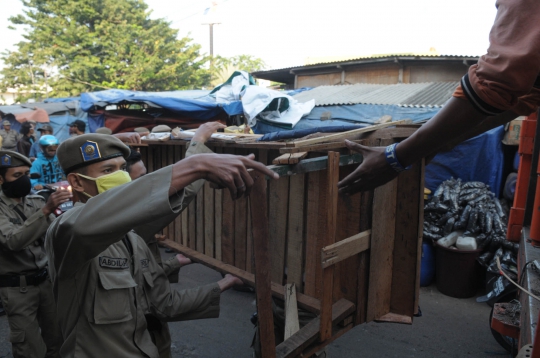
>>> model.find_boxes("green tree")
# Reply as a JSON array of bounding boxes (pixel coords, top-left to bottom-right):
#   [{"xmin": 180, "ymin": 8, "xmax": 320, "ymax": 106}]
[
  {"xmin": 211, "ymin": 54, "xmax": 267, "ymax": 86},
  {"xmin": 1, "ymin": 0, "xmax": 211, "ymax": 102}
]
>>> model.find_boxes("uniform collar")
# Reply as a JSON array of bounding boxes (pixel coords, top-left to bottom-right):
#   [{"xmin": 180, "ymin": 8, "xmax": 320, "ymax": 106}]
[{"xmin": 0, "ymin": 190, "xmax": 33, "ymax": 209}]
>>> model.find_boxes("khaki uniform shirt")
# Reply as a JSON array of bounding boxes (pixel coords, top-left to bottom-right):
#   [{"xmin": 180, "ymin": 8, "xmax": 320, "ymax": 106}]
[
  {"xmin": 0, "ymin": 191, "xmax": 54, "ymax": 275},
  {"xmin": 0, "ymin": 129, "xmax": 22, "ymax": 150},
  {"xmin": 46, "ymin": 161, "xmax": 221, "ymax": 358},
  {"xmin": 140, "ymin": 141, "xmax": 213, "ymax": 277}
]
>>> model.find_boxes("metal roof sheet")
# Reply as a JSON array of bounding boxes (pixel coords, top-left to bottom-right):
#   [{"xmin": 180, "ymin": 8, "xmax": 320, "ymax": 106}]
[{"xmin": 292, "ymin": 82, "xmax": 458, "ymax": 108}]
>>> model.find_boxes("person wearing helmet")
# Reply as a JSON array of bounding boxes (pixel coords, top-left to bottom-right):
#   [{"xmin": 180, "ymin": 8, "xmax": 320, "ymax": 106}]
[{"xmin": 30, "ymin": 135, "xmax": 65, "ymax": 190}]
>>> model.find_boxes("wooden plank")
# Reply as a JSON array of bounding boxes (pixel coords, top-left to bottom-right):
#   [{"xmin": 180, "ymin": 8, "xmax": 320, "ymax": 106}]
[
  {"xmin": 366, "ymin": 174, "xmax": 398, "ymax": 322},
  {"xmin": 204, "ymin": 182, "xmax": 215, "ymax": 258},
  {"xmin": 321, "ymin": 230, "xmax": 371, "ymax": 269},
  {"xmin": 196, "ymin": 184, "xmax": 204, "ymax": 253},
  {"xmin": 268, "ymin": 177, "xmax": 289, "ymax": 285},
  {"xmin": 376, "ymin": 312, "xmax": 413, "ymax": 325},
  {"xmin": 221, "ymin": 148, "xmax": 236, "ymax": 265},
  {"xmin": 303, "ymin": 171, "xmax": 321, "ymax": 297},
  {"xmin": 275, "ymin": 299, "xmax": 355, "ymax": 358},
  {"xmin": 284, "ymin": 284, "xmax": 300, "ymax": 340},
  {"xmin": 414, "ymin": 159, "xmax": 426, "ymax": 316},
  {"xmin": 273, "ymin": 153, "xmax": 292, "ymax": 165},
  {"xmin": 389, "ymin": 161, "xmax": 422, "ymax": 317},
  {"xmin": 234, "ymin": 201, "xmax": 248, "ymax": 269},
  {"xmin": 258, "ymin": 149, "xmax": 268, "ymax": 165},
  {"xmin": 173, "ymin": 146, "xmax": 182, "ymax": 244},
  {"xmin": 279, "ymin": 127, "xmax": 418, "ymax": 154},
  {"xmin": 285, "ymin": 120, "xmax": 410, "ymax": 147},
  {"xmin": 246, "ymin": 203, "xmax": 253, "ymax": 273},
  {"xmin": 268, "ymin": 153, "xmax": 363, "ymax": 177},
  {"xmin": 355, "ymin": 191, "xmax": 373, "ymax": 325},
  {"xmin": 249, "ymin": 172, "xmax": 276, "ymax": 358},
  {"xmin": 272, "ymin": 152, "xmax": 308, "ymax": 165},
  {"xmin": 162, "ymin": 239, "xmax": 321, "ymax": 314},
  {"xmin": 286, "ymin": 174, "xmax": 305, "ymax": 290},
  {"xmin": 188, "ymin": 198, "xmax": 196, "ymax": 250},
  {"xmin": 320, "ymin": 151, "xmax": 340, "ymax": 342},
  {"xmin": 214, "ymin": 147, "xmax": 223, "ymax": 261}
]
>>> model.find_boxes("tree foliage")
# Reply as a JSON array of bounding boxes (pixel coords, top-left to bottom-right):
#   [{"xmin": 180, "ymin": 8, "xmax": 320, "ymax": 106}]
[
  {"xmin": 1, "ymin": 0, "xmax": 211, "ymax": 101},
  {"xmin": 211, "ymin": 54, "xmax": 267, "ymax": 86}
]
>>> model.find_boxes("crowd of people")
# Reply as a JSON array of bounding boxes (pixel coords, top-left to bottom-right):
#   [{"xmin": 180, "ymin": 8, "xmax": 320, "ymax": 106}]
[{"xmin": 0, "ymin": 120, "xmax": 278, "ymax": 357}]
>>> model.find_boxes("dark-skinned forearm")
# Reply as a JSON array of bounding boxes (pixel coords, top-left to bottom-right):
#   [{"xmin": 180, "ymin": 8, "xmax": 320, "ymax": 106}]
[
  {"xmin": 396, "ymin": 97, "xmax": 488, "ymax": 167},
  {"xmin": 169, "ymin": 156, "xmax": 205, "ymax": 196}
]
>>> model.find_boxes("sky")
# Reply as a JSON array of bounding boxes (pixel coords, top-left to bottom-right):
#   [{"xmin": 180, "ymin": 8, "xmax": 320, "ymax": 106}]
[{"xmin": 0, "ymin": 0, "xmax": 498, "ymax": 70}]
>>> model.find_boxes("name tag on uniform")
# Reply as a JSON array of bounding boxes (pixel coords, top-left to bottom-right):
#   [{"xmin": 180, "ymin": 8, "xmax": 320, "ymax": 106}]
[
  {"xmin": 140, "ymin": 259, "xmax": 149, "ymax": 268},
  {"xmin": 99, "ymin": 256, "xmax": 129, "ymax": 269}
]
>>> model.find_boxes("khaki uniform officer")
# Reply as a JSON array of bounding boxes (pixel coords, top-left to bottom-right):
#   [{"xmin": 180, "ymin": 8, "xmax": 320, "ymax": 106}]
[
  {"xmin": 45, "ymin": 134, "xmax": 268, "ymax": 358},
  {"xmin": 0, "ymin": 150, "xmax": 69, "ymax": 358},
  {"xmin": 0, "ymin": 120, "xmax": 22, "ymax": 151}
]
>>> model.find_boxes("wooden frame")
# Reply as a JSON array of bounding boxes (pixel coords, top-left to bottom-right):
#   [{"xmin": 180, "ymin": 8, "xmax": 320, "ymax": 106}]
[{"xmin": 139, "ymin": 138, "xmax": 425, "ymax": 358}]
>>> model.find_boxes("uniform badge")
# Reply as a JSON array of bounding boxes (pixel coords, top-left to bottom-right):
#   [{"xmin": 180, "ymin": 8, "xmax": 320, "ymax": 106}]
[
  {"xmin": 80, "ymin": 141, "xmax": 101, "ymax": 162},
  {"xmin": 1, "ymin": 154, "xmax": 11, "ymax": 166}
]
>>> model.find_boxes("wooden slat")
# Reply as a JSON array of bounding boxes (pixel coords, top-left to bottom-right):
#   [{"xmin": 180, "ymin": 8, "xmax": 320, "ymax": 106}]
[
  {"xmin": 376, "ymin": 312, "xmax": 413, "ymax": 325},
  {"xmin": 268, "ymin": 177, "xmax": 289, "ymax": 285},
  {"xmin": 322, "ymin": 230, "xmax": 371, "ymax": 268},
  {"xmin": 355, "ymin": 190, "xmax": 373, "ymax": 325},
  {"xmin": 278, "ymin": 127, "xmax": 418, "ymax": 154},
  {"xmin": 285, "ymin": 120, "xmax": 410, "ymax": 147},
  {"xmin": 173, "ymin": 145, "xmax": 182, "ymax": 244},
  {"xmin": 246, "ymin": 204, "xmax": 253, "ymax": 273},
  {"xmin": 204, "ymin": 182, "xmax": 215, "ymax": 258},
  {"xmin": 180, "ymin": 146, "xmax": 189, "ymax": 246},
  {"xmin": 234, "ymin": 198, "xmax": 248, "ymax": 270},
  {"xmin": 276, "ymin": 299, "xmax": 355, "ymax": 358},
  {"xmin": 284, "ymin": 284, "xmax": 300, "ymax": 340},
  {"xmin": 286, "ymin": 174, "xmax": 305, "ymax": 290},
  {"xmin": 221, "ymin": 148, "xmax": 236, "ymax": 265},
  {"xmin": 188, "ymin": 198, "xmax": 196, "ymax": 250},
  {"xmin": 320, "ymin": 152, "xmax": 340, "ymax": 341},
  {"xmin": 162, "ymin": 239, "xmax": 321, "ymax": 313},
  {"xmin": 414, "ymin": 159, "xmax": 426, "ymax": 315},
  {"xmin": 196, "ymin": 184, "xmax": 204, "ymax": 253},
  {"xmin": 389, "ymin": 161, "xmax": 422, "ymax": 317},
  {"xmin": 249, "ymin": 172, "xmax": 276, "ymax": 358},
  {"xmin": 272, "ymin": 152, "xmax": 308, "ymax": 165},
  {"xmin": 268, "ymin": 153, "xmax": 363, "ymax": 177},
  {"xmin": 303, "ymin": 171, "xmax": 321, "ymax": 297},
  {"xmin": 273, "ymin": 153, "xmax": 292, "ymax": 165},
  {"xmin": 214, "ymin": 147, "xmax": 223, "ymax": 261},
  {"xmin": 366, "ymin": 173, "xmax": 398, "ymax": 322}
]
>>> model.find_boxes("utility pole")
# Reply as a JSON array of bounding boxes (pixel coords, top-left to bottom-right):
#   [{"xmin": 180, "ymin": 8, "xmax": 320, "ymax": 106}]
[{"xmin": 202, "ymin": 22, "xmax": 220, "ymax": 67}]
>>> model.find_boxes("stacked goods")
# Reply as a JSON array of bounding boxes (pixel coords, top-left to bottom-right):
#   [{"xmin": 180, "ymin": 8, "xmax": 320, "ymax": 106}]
[{"xmin": 423, "ymin": 178, "xmax": 518, "ymax": 279}]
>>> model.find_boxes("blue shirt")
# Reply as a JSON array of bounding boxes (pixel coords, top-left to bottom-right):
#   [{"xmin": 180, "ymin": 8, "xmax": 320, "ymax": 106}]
[
  {"xmin": 29, "ymin": 141, "xmax": 42, "ymax": 159},
  {"xmin": 30, "ymin": 152, "xmax": 66, "ymax": 187}
]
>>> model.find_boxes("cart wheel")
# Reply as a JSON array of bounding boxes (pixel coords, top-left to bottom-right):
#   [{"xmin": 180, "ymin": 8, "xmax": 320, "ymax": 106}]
[{"xmin": 488, "ymin": 292, "xmax": 518, "ymax": 356}]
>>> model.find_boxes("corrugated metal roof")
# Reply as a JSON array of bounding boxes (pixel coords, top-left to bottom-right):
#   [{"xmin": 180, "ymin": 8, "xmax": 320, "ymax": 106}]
[
  {"xmin": 292, "ymin": 82, "xmax": 458, "ymax": 108},
  {"xmin": 255, "ymin": 54, "xmax": 479, "ymax": 73}
]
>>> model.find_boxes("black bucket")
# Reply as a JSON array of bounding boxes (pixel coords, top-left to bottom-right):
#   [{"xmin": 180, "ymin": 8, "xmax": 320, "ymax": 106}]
[{"xmin": 435, "ymin": 243, "xmax": 483, "ymax": 298}]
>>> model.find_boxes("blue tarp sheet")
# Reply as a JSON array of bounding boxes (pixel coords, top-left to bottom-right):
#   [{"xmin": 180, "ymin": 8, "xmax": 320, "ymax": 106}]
[
  {"xmin": 258, "ymin": 125, "xmax": 367, "ymax": 141},
  {"xmin": 425, "ymin": 126, "xmax": 505, "ymax": 196},
  {"xmin": 80, "ymin": 89, "xmax": 243, "ymax": 119}
]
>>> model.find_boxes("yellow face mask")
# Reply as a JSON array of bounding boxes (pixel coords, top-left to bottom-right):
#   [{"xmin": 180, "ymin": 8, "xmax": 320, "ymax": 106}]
[{"xmin": 77, "ymin": 170, "xmax": 132, "ymax": 197}]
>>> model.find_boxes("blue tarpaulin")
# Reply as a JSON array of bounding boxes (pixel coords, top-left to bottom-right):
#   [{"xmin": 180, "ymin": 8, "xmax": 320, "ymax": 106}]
[
  {"xmin": 425, "ymin": 126, "xmax": 505, "ymax": 196},
  {"xmin": 257, "ymin": 125, "xmax": 367, "ymax": 141},
  {"xmin": 80, "ymin": 89, "xmax": 243, "ymax": 119}
]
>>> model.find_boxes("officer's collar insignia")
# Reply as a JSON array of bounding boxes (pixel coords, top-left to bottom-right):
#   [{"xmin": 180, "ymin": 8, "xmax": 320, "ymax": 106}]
[
  {"xmin": 1, "ymin": 154, "xmax": 11, "ymax": 166},
  {"xmin": 80, "ymin": 141, "xmax": 101, "ymax": 162}
]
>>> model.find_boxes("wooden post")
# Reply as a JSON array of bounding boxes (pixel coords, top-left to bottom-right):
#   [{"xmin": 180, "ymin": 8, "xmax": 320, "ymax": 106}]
[
  {"xmin": 250, "ymin": 172, "xmax": 276, "ymax": 358},
  {"xmin": 320, "ymin": 151, "xmax": 340, "ymax": 341}
]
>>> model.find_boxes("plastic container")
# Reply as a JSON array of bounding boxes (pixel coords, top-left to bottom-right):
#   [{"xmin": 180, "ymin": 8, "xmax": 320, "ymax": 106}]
[
  {"xmin": 420, "ymin": 242, "xmax": 435, "ymax": 286},
  {"xmin": 437, "ymin": 231, "xmax": 463, "ymax": 248},
  {"xmin": 456, "ymin": 236, "xmax": 477, "ymax": 251},
  {"xmin": 435, "ymin": 242, "xmax": 483, "ymax": 298}
]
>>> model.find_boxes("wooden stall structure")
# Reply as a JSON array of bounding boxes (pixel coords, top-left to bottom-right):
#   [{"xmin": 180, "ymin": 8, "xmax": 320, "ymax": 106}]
[{"xmin": 136, "ymin": 128, "xmax": 424, "ymax": 357}]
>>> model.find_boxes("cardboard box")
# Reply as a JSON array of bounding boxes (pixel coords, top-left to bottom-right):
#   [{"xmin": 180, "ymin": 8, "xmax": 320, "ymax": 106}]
[{"xmin": 502, "ymin": 117, "xmax": 525, "ymax": 145}]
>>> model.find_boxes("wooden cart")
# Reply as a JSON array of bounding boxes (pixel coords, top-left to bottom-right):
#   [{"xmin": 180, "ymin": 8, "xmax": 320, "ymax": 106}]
[{"xmin": 137, "ymin": 132, "xmax": 424, "ymax": 357}]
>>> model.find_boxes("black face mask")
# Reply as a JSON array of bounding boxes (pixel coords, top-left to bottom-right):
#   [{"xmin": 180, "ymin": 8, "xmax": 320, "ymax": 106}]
[{"xmin": 1, "ymin": 175, "xmax": 32, "ymax": 198}]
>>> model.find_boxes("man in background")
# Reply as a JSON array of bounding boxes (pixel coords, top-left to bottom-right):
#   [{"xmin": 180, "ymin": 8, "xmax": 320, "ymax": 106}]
[
  {"xmin": 29, "ymin": 124, "xmax": 54, "ymax": 161},
  {"xmin": 0, "ymin": 118, "xmax": 22, "ymax": 152},
  {"xmin": 68, "ymin": 120, "xmax": 86, "ymax": 137}
]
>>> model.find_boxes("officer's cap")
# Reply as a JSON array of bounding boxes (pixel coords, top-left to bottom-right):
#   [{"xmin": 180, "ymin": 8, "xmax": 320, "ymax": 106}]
[
  {"xmin": 0, "ymin": 150, "xmax": 32, "ymax": 168},
  {"xmin": 95, "ymin": 127, "xmax": 112, "ymax": 135},
  {"xmin": 37, "ymin": 124, "xmax": 53, "ymax": 132},
  {"xmin": 57, "ymin": 133, "xmax": 130, "ymax": 174},
  {"xmin": 151, "ymin": 124, "xmax": 172, "ymax": 133},
  {"xmin": 2, "ymin": 120, "xmax": 11, "ymax": 126}
]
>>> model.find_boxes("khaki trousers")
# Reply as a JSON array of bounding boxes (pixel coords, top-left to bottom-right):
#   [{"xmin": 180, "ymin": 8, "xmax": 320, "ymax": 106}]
[{"xmin": 0, "ymin": 279, "xmax": 62, "ymax": 358}]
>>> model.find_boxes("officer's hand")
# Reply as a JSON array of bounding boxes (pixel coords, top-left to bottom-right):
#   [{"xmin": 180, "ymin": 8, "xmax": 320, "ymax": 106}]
[
  {"xmin": 192, "ymin": 122, "xmax": 226, "ymax": 143},
  {"xmin": 175, "ymin": 254, "xmax": 192, "ymax": 266},
  {"xmin": 198, "ymin": 153, "xmax": 279, "ymax": 200},
  {"xmin": 34, "ymin": 184, "xmax": 44, "ymax": 190},
  {"xmin": 337, "ymin": 140, "xmax": 398, "ymax": 195},
  {"xmin": 113, "ymin": 132, "xmax": 141, "ymax": 144},
  {"xmin": 217, "ymin": 274, "xmax": 244, "ymax": 292},
  {"xmin": 42, "ymin": 188, "xmax": 72, "ymax": 216},
  {"xmin": 155, "ymin": 234, "xmax": 166, "ymax": 241}
]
